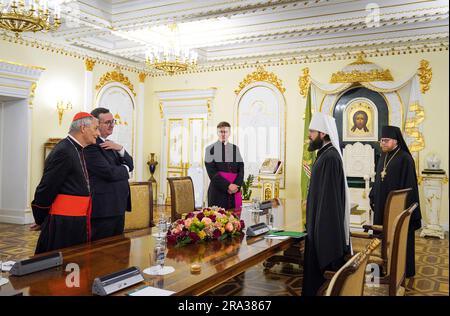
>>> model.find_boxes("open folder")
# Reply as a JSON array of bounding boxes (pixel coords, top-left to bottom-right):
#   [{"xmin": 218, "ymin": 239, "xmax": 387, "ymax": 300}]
[{"xmin": 266, "ymin": 231, "xmax": 306, "ymax": 238}]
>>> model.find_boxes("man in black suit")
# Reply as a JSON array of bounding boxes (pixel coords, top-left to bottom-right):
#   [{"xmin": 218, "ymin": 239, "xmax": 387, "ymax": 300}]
[{"xmin": 84, "ymin": 107, "xmax": 134, "ymax": 241}]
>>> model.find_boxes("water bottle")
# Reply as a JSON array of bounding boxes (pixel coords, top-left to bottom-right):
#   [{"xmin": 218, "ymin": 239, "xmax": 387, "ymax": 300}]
[
  {"xmin": 158, "ymin": 217, "xmax": 166, "ymax": 237},
  {"xmin": 153, "ymin": 242, "xmax": 165, "ymax": 271}
]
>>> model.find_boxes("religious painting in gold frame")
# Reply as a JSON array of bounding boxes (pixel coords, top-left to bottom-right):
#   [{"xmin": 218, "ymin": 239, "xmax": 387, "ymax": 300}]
[{"xmin": 343, "ymin": 97, "xmax": 378, "ymax": 142}]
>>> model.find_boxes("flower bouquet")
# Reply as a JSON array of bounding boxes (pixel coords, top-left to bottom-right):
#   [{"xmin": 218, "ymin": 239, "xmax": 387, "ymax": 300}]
[{"xmin": 167, "ymin": 207, "xmax": 245, "ymax": 247}]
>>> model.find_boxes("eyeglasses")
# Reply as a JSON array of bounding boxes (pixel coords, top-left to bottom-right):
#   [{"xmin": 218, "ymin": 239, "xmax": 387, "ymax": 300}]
[
  {"xmin": 101, "ymin": 119, "xmax": 117, "ymax": 126},
  {"xmin": 379, "ymin": 139, "xmax": 392, "ymax": 144}
]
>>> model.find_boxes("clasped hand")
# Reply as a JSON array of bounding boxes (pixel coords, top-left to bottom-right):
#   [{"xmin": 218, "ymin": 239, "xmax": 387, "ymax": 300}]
[{"xmin": 227, "ymin": 183, "xmax": 239, "ymax": 194}]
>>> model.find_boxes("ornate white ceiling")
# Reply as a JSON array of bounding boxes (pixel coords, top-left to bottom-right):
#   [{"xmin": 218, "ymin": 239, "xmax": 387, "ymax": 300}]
[{"xmin": 9, "ymin": 0, "xmax": 449, "ymax": 74}]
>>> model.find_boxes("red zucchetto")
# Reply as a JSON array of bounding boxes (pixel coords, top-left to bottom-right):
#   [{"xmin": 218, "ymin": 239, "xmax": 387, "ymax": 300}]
[{"xmin": 72, "ymin": 112, "xmax": 93, "ymax": 122}]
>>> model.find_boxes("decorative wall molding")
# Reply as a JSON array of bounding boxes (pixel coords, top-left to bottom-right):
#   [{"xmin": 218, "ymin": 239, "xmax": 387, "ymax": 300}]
[
  {"xmin": 96, "ymin": 70, "xmax": 136, "ymax": 96},
  {"xmin": 418, "ymin": 60, "xmax": 432, "ymax": 94},
  {"xmin": 235, "ymin": 66, "xmax": 285, "ymax": 95},
  {"xmin": 85, "ymin": 58, "xmax": 96, "ymax": 71},
  {"xmin": 299, "ymin": 67, "xmax": 310, "ymax": 98},
  {"xmin": 156, "ymin": 89, "xmax": 217, "ymax": 119},
  {"xmin": 0, "ymin": 60, "xmax": 44, "ymax": 101}
]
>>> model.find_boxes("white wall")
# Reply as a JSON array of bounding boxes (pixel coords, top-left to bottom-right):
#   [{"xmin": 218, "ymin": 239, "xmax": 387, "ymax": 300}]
[{"xmin": 0, "ymin": 99, "xmax": 32, "ymax": 224}]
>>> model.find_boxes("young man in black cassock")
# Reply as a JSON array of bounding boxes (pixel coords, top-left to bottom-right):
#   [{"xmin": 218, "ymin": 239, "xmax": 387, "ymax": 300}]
[
  {"xmin": 204, "ymin": 121, "xmax": 244, "ymax": 214},
  {"xmin": 31, "ymin": 112, "xmax": 100, "ymax": 254},
  {"xmin": 301, "ymin": 112, "xmax": 351, "ymax": 296},
  {"xmin": 84, "ymin": 107, "xmax": 133, "ymax": 241},
  {"xmin": 369, "ymin": 125, "xmax": 422, "ymax": 277}
]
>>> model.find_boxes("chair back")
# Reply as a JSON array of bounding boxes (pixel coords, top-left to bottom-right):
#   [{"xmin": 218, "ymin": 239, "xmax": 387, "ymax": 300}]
[
  {"xmin": 167, "ymin": 176, "xmax": 196, "ymax": 220},
  {"xmin": 382, "ymin": 188, "xmax": 411, "ymax": 272},
  {"xmin": 124, "ymin": 181, "xmax": 153, "ymax": 231},
  {"xmin": 388, "ymin": 202, "xmax": 416, "ymax": 296},
  {"xmin": 325, "ymin": 238, "xmax": 381, "ymax": 296}
]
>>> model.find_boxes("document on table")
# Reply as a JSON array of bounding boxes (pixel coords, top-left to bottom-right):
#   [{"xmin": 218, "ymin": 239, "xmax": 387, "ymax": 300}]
[
  {"xmin": 264, "ymin": 235, "xmax": 290, "ymax": 240},
  {"xmin": 127, "ymin": 286, "xmax": 175, "ymax": 296},
  {"xmin": 1, "ymin": 261, "xmax": 15, "ymax": 272}
]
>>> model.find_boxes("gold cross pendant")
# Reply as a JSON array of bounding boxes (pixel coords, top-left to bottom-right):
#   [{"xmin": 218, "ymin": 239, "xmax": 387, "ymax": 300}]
[{"xmin": 380, "ymin": 169, "xmax": 387, "ymax": 181}]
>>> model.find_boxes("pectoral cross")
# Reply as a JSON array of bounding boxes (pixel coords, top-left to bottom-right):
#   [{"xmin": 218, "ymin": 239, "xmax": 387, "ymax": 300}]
[{"xmin": 380, "ymin": 168, "xmax": 387, "ymax": 181}]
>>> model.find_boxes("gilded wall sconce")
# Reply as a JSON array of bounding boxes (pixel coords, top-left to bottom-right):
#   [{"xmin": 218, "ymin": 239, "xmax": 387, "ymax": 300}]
[{"xmin": 57, "ymin": 101, "xmax": 73, "ymax": 126}]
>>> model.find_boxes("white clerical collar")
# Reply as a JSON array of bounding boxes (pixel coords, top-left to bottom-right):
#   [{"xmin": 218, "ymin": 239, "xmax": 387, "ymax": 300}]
[{"xmin": 68, "ymin": 134, "xmax": 84, "ymax": 148}]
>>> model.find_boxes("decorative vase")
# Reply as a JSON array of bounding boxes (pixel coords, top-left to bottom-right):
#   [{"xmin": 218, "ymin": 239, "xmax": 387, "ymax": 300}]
[{"xmin": 147, "ymin": 153, "xmax": 158, "ymax": 182}]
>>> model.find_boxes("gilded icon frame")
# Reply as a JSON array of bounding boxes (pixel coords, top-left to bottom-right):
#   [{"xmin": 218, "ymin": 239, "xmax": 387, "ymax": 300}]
[{"xmin": 342, "ymin": 97, "xmax": 378, "ymax": 142}]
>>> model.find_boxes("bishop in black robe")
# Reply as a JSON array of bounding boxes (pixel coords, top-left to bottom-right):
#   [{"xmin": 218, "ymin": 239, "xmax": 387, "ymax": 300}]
[
  {"xmin": 204, "ymin": 141, "xmax": 244, "ymax": 212},
  {"xmin": 302, "ymin": 142, "xmax": 349, "ymax": 296},
  {"xmin": 369, "ymin": 125, "xmax": 422, "ymax": 277}
]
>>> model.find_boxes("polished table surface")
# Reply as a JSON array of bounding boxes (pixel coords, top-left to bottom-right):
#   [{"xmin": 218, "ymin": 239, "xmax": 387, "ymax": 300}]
[{"xmin": 0, "ymin": 199, "xmax": 304, "ymax": 296}]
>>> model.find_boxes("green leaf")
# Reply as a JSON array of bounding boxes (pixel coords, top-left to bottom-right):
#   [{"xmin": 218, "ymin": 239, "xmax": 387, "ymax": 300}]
[
  {"xmin": 219, "ymin": 233, "xmax": 228, "ymax": 241},
  {"xmin": 176, "ymin": 237, "xmax": 192, "ymax": 247}
]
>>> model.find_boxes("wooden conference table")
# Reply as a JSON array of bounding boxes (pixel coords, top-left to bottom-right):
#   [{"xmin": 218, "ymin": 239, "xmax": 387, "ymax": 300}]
[{"xmin": 0, "ymin": 199, "xmax": 304, "ymax": 296}]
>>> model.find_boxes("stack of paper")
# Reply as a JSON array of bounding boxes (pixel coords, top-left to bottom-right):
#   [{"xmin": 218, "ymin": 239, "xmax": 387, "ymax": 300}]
[{"xmin": 128, "ymin": 286, "xmax": 175, "ymax": 296}]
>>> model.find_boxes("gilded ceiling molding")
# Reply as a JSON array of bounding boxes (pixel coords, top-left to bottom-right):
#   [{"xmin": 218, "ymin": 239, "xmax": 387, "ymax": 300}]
[
  {"xmin": 234, "ymin": 66, "xmax": 286, "ymax": 95},
  {"xmin": 85, "ymin": 59, "xmax": 96, "ymax": 71},
  {"xmin": 152, "ymin": 42, "xmax": 448, "ymax": 78},
  {"xmin": 96, "ymin": 70, "xmax": 136, "ymax": 96},
  {"xmin": 114, "ymin": 0, "xmax": 300, "ymax": 30},
  {"xmin": 298, "ymin": 67, "xmax": 310, "ymax": 98},
  {"xmin": 0, "ymin": 33, "xmax": 149, "ymax": 76},
  {"xmin": 138, "ymin": 72, "xmax": 147, "ymax": 83},
  {"xmin": 418, "ymin": 60, "xmax": 432, "ymax": 94}
]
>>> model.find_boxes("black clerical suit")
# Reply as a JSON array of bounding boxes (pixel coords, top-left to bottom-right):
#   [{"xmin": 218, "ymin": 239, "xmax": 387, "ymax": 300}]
[
  {"xmin": 205, "ymin": 141, "xmax": 244, "ymax": 210},
  {"xmin": 84, "ymin": 138, "xmax": 133, "ymax": 241},
  {"xmin": 302, "ymin": 143, "xmax": 349, "ymax": 296},
  {"xmin": 370, "ymin": 147, "xmax": 421, "ymax": 277},
  {"xmin": 32, "ymin": 137, "xmax": 91, "ymax": 254}
]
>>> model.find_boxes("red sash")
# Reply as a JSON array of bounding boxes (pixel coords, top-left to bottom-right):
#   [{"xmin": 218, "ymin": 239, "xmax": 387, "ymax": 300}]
[{"xmin": 49, "ymin": 194, "xmax": 92, "ymax": 241}]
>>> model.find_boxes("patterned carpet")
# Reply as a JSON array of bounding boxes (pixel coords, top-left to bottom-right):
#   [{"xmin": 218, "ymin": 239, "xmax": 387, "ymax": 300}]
[{"xmin": 0, "ymin": 223, "xmax": 447, "ymax": 296}]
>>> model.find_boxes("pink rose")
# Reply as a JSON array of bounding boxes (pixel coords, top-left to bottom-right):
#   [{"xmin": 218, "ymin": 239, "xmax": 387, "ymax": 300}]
[
  {"xmin": 225, "ymin": 222, "xmax": 234, "ymax": 233},
  {"xmin": 184, "ymin": 218, "xmax": 193, "ymax": 229},
  {"xmin": 201, "ymin": 217, "xmax": 212, "ymax": 225},
  {"xmin": 234, "ymin": 221, "xmax": 241, "ymax": 231},
  {"xmin": 171, "ymin": 227, "xmax": 182, "ymax": 235}
]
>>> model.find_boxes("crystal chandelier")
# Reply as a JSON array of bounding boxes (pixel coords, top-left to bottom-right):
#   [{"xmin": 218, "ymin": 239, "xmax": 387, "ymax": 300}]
[
  {"xmin": 0, "ymin": 0, "xmax": 61, "ymax": 37},
  {"xmin": 145, "ymin": 23, "xmax": 198, "ymax": 75}
]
